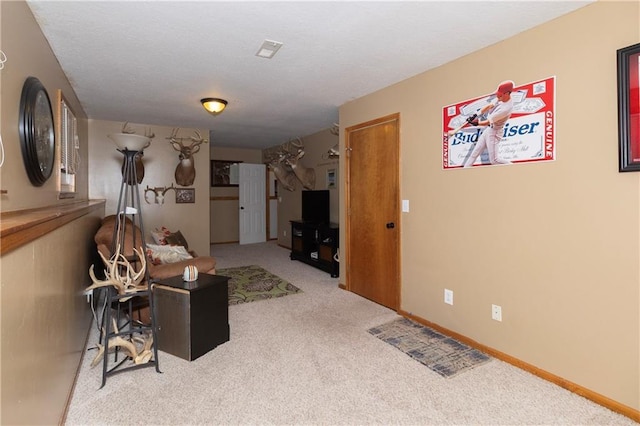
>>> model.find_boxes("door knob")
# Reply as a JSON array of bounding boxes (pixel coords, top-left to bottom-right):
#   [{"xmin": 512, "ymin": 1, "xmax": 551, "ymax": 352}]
[
  {"xmin": 240, "ymin": 206, "xmax": 245, "ymax": 210},
  {"xmin": 386, "ymin": 222, "xmax": 395, "ymax": 229}
]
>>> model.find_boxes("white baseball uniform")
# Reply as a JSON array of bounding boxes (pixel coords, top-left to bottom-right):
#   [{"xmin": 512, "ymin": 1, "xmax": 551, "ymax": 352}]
[{"xmin": 463, "ymin": 97, "xmax": 513, "ymax": 167}]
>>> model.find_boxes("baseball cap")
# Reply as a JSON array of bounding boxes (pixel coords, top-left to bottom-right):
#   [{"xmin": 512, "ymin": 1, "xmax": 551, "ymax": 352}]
[{"xmin": 496, "ymin": 80, "xmax": 514, "ymax": 95}]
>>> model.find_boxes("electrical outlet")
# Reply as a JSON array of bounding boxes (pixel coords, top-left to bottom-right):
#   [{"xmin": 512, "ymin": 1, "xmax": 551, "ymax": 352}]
[
  {"xmin": 444, "ymin": 289, "xmax": 453, "ymax": 305},
  {"xmin": 83, "ymin": 288, "xmax": 92, "ymax": 303},
  {"xmin": 284, "ymin": 230, "xmax": 287, "ymax": 237},
  {"xmin": 492, "ymin": 304, "xmax": 502, "ymax": 321}
]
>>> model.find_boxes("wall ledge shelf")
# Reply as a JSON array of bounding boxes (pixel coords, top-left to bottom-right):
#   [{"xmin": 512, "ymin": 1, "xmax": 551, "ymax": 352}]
[{"xmin": 0, "ymin": 199, "xmax": 105, "ymax": 256}]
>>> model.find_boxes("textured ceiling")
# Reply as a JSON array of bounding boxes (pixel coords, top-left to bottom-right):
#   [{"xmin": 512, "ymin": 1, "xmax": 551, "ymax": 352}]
[{"xmin": 27, "ymin": 1, "xmax": 591, "ymax": 149}]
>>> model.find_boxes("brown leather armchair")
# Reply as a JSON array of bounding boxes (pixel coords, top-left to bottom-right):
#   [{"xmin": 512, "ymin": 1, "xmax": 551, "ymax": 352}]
[{"xmin": 94, "ymin": 215, "xmax": 216, "ymax": 281}]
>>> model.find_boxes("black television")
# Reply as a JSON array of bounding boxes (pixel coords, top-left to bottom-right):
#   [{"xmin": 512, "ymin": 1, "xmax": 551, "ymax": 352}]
[{"xmin": 302, "ymin": 190, "xmax": 330, "ymax": 224}]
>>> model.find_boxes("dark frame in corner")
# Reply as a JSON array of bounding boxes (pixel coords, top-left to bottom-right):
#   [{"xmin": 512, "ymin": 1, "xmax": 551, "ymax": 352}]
[
  {"xmin": 211, "ymin": 160, "xmax": 242, "ymax": 187},
  {"xmin": 617, "ymin": 42, "xmax": 640, "ymax": 172}
]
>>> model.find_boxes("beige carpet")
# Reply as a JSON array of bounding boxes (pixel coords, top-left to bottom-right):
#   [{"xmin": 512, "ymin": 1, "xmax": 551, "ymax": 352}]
[{"xmin": 65, "ymin": 241, "xmax": 637, "ymax": 425}]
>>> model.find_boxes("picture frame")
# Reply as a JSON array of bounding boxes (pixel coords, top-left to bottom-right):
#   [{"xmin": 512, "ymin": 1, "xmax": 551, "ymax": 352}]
[
  {"xmin": 617, "ymin": 42, "xmax": 640, "ymax": 172},
  {"xmin": 176, "ymin": 188, "xmax": 195, "ymax": 204},
  {"xmin": 212, "ymin": 160, "xmax": 242, "ymax": 186},
  {"xmin": 327, "ymin": 168, "xmax": 336, "ymax": 189}
]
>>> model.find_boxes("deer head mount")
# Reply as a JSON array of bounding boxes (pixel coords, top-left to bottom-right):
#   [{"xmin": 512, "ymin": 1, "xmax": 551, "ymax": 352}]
[
  {"xmin": 284, "ymin": 138, "xmax": 316, "ymax": 190},
  {"xmin": 118, "ymin": 122, "xmax": 154, "ymax": 185},
  {"xmin": 267, "ymin": 153, "xmax": 298, "ymax": 192},
  {"xmin": 167, "ymin": 128, "xmax": 208, "ymax": 187},
  {"xmin": 263, "ymin": 137, "xmax": 316, "ymax": 191}
]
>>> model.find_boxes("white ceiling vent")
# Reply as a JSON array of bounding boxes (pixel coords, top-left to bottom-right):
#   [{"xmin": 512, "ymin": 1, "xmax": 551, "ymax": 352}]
[{"xmin": 255, "ymin": 39, "xmax": 283, "ymax": 59}]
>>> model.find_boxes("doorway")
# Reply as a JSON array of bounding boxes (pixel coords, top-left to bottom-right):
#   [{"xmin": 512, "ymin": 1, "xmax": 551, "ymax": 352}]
[
  {"xmin": 345, "ymin": 113, "xmax": 400, "ymax": 310},
  {"xmin": 239, "ymin": 163, "xmax": 266, "ymax": 245}
]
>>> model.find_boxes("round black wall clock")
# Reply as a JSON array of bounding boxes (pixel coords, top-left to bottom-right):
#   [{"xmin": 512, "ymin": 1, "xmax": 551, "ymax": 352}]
[{"xmin": 19, "ymin": 76, "xmax": 55, "ymax": 186}]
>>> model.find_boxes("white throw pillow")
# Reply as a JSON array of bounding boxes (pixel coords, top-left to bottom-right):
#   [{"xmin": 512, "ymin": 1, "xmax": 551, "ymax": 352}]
[
  {"xmin": 150, "ymin": 226, "xmax": 172, "ymax": 245},
  {"xmin": 146, "ymin": 243, "xmax": 193, "ymax": 265}
]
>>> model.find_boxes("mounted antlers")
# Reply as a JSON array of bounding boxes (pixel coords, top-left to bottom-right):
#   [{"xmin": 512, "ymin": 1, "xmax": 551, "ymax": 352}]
[
  {"xmin": 168, "ymin": 128, "xmax": 208, "ymax": 186},
  {"xmin": 144, "ymin": 184, "xmax": 176, "ymax": 204},
  {"xmin": 323, "ymin": 123, "xmax": 340, "ymax": 159},
  {"xmin": 323, "ymin": 145, "xmax": 339, "ymax": 160}
]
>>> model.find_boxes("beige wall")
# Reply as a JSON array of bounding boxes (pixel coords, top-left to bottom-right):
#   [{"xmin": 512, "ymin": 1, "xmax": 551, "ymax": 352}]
[
  {"xmin": 210, "ymin": 146, "xmax": 263, "ymax": 243},
  {"xmin": 0, "ymin": 2, "xmax": 97, "ymax": 424},
  {"xmin": 270, "ymin": 128, "xmax": 340, "ymax": 248},
  {"xmin": 1, "ymin": 211, "xmax": 102, "ymax": 424},
  {"xmin": 340, "ymin": 1, "xmax": 639, "ymax": 412},
  {"xmin": 0, "ymin": 2, "xmax": 88, "ymax": 210},
  {"xmin": 88, "ymin": 120, "xmax": 211, "ymax": 257}
]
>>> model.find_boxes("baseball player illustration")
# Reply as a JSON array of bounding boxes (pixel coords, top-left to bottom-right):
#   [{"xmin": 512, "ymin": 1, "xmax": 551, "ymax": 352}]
[{"xmin": 462, "ymin": 80, "xmax": 515, "ymax": 167}]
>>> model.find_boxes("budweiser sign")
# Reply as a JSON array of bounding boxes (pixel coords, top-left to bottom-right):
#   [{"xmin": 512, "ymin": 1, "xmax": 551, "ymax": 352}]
[{"xmin": 442, "ymin": 76, "xmax": 556, "ymax": 169}]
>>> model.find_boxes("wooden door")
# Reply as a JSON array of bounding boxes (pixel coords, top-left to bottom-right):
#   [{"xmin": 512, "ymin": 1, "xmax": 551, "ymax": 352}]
[
  {"xmin": 239, "ymin": 163, "xmax": 266, "ymax": 245},
  {"xmin": 346, "ymin": 114, "xmax": 400, "ymax": 310}
]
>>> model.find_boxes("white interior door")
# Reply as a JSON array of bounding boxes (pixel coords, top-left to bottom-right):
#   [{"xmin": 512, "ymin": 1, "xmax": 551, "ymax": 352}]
[{"xmin": 239, "ymin": 163, "xmax": 266, "ymax": 245}]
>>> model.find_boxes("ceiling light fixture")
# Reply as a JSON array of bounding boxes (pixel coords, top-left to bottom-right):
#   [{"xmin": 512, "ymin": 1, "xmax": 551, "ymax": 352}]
[
  {"xmin": 200, "ymin": 98, "xmax": 228, "ymax": 115},
  {"xmin": 255, "ymin": 39, "xmax": 283, "ymax": 59}
]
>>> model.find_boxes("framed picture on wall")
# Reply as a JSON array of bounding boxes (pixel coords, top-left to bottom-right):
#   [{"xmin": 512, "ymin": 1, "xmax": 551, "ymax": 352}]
[
  {"xmin": 442, "ymin": 76, "xmax": 556, "ymax": 169},
  {"xmin": 211, "ymin": 160, "xmax": 242, "ymax": 186},
  {"xmin": 617, "ymin": 42, "xmax": 640, "ymax": 172},
  {"xmin": 327, "ymin": 168, "xmax": 336, "ymax": 189},
  {"xmin": 176, "ymin": 188, "xmax": 195, "ymax": 203}
]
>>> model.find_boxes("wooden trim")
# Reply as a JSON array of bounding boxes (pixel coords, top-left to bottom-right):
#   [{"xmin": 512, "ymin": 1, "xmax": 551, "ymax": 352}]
[
  {"xmin": 210, "ymin": 196, "xmax": 239, "ymax": 201},
  {"xmin": 0, "ymin": 200, "xmax": 105, "ymax": 256},
  {"xmin": 398, "ymin": 309, "xmax": 640, "ymax": 423},
  {"xmin": 153, "ymin": 284, "xmax": 189, "ymax": 295}
]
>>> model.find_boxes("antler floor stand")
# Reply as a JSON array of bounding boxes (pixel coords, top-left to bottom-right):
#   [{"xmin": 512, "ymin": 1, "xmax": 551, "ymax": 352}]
[{"xmin": 99, "ymin": 149, "xmax": 161, "ymax": 388}]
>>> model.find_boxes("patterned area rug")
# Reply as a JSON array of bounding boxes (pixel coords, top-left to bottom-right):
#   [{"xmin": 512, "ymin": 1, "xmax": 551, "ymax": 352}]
[
  {"xmin": 217, "ymin": 265, "xmax": 302, "ymax": 305},
  {"xmin": 368, "ymin": 317, "xmax": 491, "ymax": 378}
]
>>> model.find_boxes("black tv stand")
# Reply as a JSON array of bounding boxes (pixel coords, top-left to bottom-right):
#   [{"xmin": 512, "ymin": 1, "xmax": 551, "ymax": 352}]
[{"xmin": 290, "ymin": 220, "xmax": 339, "ymax": 277}]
